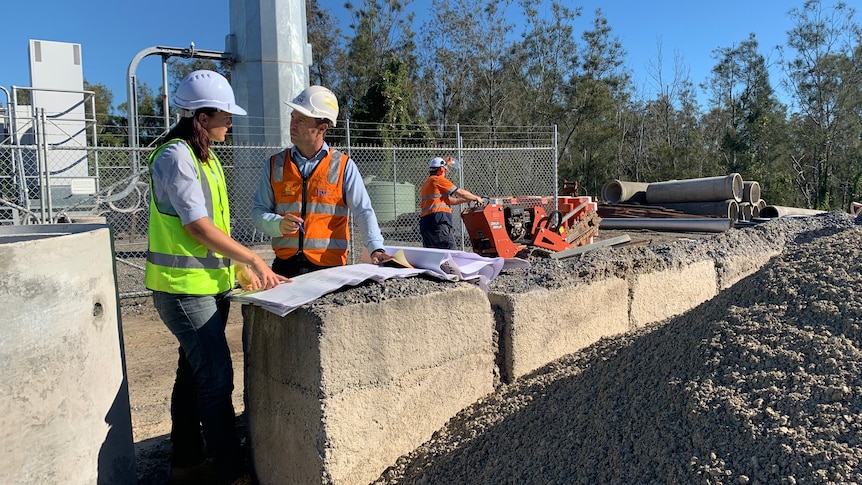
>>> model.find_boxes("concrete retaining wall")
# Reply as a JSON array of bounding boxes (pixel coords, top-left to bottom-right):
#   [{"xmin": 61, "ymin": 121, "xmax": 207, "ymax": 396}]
[
  {"xmin": 717, "ymin": 252, "xmax": 780, "ymax": 290},
  {"xmin": 243, "ymin": 285, "xmax": 495, "ymax": 485},
  {"xmin": 630, "ymin": 260, "xmax": 717, "ymax": 329},
  {"xmin": 243, "ymin": 247, "xmax": 778, "ymax": 484},
  {"xmin": 489, "ymin": 277, "xmax": 629, "ymax": 382}
]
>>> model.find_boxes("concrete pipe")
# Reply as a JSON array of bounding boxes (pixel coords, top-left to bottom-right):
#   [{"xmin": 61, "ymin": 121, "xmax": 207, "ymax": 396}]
[
  {"xmin": 755, "ymin": 199, "xmax": 767, "ymax": 211},
  {"xmin": 601, "ymin": 179, "xmax": 649, "ymax": 204},
  {"xmin": 751, "ymin": 204, "xmax": 761, "ymax": 219},
  {"xmin": 0, "ymin": 224, "xmax": 136, "ymax": 484},
  {"xmin": 759, "ymin": 205, "xmax": 826, "ymax": 218},
  {"xmin": 742, "ymin": 181, "xmax": 760, "ymax": 203},
  {"xmin": 739, "ymin": 202, "xmax": 752, "ymax": 221},
  {"xmin": 658, "ymin": 199, "xmax": 740, "ymax": 221},
  {"xmin": 645, "ymin": 173, "xmax": 743, "ymax": 204},
  {"xmin": 599, "ymin": 217, "xmax": 733, "ymax": 233}
]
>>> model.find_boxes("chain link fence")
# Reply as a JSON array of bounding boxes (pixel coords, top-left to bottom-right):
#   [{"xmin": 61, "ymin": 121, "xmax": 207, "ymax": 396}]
[{"xmin": 1, "ymin": 121, "xmax": 557, "ymax": 297}]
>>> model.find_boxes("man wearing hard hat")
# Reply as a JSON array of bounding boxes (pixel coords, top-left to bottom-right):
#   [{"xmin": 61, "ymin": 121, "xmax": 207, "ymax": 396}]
[
  {"xmin": 419, "ymin": 156, "xmax": 484, "ymax": 249},
  {"xmin": 251, "ymin": 85, "xmax": 391, "ymax": 276}
]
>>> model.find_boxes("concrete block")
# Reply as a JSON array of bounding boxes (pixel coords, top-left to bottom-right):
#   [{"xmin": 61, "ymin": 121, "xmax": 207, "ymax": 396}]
[
  {"xmin": 630, "ymin": 260, "xmax": 717, "ymax": 327},
  {"xmin": 243, "ymin": 284, "xmax": 495, "ymax": 485},
  {"xmin": 489, "ymin": 277, "xmax": 629, "ymax": 382}
]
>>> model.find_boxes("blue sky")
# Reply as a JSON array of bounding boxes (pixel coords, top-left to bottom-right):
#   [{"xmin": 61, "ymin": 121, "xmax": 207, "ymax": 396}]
[{"xmin": 0, "ymin": 0, "xmax": 807, "ymax": 111}]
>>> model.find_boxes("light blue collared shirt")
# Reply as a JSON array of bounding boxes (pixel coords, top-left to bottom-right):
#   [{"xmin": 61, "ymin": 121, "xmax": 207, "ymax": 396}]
[
  {"xmin": 150, "ymin": 142, "xmax": 210, "ymax": 225},
  {"xmin": 251, "ymin": 142, "xmax": 385, "ymax": 255}
]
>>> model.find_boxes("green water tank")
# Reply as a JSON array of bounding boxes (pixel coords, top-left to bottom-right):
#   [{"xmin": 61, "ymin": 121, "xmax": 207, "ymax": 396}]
[{"xmin": 364, "ymin": 177, "xmax": 416, "ymax": 223}]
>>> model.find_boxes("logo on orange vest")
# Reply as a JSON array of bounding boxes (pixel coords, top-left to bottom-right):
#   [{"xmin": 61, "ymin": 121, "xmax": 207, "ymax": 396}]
[
  {"xmin": 282, "ymin": 185, "xmax": 295, "ymax": 196},
  {"xmin": 316, "ymin": 189, "xmax": 329, "ymax": 196}
]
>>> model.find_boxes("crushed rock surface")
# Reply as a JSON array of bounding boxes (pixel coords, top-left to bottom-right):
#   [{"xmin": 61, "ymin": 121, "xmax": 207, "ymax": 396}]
[{"xmin": 373, "ymin": 212, "xmax": 862, "ymax": 484}]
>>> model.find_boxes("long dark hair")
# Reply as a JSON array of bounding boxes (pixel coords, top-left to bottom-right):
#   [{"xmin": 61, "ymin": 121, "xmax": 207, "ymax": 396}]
[{"xmin": 157, "ymin": 107, "xmax": 218, "ymax": 162}]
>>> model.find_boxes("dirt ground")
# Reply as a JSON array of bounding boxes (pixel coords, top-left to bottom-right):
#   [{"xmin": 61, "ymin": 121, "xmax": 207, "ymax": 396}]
[{"xmin": 121, "ymin": 297, "xmax": 247, "ymax": 485}]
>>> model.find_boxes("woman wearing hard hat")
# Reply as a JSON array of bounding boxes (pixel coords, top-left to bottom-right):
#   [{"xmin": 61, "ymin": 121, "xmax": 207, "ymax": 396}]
[{"xmin": 145, "ymin": 70, "xmax": 289, "ymax": 485}]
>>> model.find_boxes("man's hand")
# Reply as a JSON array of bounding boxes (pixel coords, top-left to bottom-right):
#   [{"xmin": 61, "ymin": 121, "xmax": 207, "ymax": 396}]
[
  {"xmin": 370, "ymin": 249, "xmax": 392, "ymax": 265},
  {"xmin": 279, "ymin": 214, "xmax": 304, "ymax": 235}
]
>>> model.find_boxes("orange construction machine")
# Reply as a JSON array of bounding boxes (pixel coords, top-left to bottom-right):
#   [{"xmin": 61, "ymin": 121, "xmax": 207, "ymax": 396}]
[{"xmin": 461, "ymin": 196, "xmax": 601, "ymax": 258}]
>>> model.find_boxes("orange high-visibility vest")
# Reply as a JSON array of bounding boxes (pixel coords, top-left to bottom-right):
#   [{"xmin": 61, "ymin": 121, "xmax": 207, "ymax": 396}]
[
  {"xmin": 419, "ymin": 174, "xmax": 456, "ymax": 218},
  {"xmin": 270, "ymin": 149, "xmax": 350, "ymax": 266}
]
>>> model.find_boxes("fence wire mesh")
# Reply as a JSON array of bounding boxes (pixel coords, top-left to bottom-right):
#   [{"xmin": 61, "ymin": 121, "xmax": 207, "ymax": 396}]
[{"xmin": 1, "ymin": 122, "xmax": 557, "ymax": 297}]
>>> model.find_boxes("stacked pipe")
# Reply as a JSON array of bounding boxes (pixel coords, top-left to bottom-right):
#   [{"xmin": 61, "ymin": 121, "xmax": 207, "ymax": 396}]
[
  {"xmin": 739, "ymin": 181, "xmax": 761, "ymax": 221},
  {"xmin": 600, "ymin": 175, "xmax": 825, "ymax": 231},
  {"xmin": 645, "ymin": 174, "xmax": 742, "ymax": 219},
  {"xmin": 599, "ymin": 174, "xmax": 742, "ymax": 232}
]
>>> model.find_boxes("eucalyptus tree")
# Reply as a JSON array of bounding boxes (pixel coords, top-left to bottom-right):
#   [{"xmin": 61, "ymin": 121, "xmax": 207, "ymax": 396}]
[
  {"xmin": 83, "ymin": 81, "xmax": 126, "ymax": 147},
  {"xmin": 416, "ymin": 0, "xmax": 517, "ymax": 132},
  {"xmin": 340, "ymin": 0, "xmax": 418, "ymax": 122},
  {"xmin": 350, "ymin": 54, "xmax": 433, "ymax": 145},
  {"xmin": 703, "ymin": 34, "xmax": 790, "ymax": 202},
  {"xmin": 558, "ymin": 9, "xmax": 633, "ymax": 196},
  {"xmin": 506, "ymin": 0, "xmax": 581, "ymax": 128},
  {"xmin": 416, "ymin": 0, "xmax": 482, "ymax": 129},
  {"xmin": 117, "ymin": 82, "xmax": 165, "ymax": 148},
  {"xmin": 639, "ymin": 42, "xmax": 704, "ymax": 182},
  {"xmin": 461, "ymin": 0, "xmax": 517, "ymax": 131},
  {"xmin": 306, "ymin": 0, "xmax": 343, "ymax": 88},
  {"xmin": 780, "ymin": 0, "xmax": 862, "ymax": 209}
]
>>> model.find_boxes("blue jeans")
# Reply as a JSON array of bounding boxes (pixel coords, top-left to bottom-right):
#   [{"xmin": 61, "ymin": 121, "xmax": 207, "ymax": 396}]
[{"xmin": 152, "ymin": 290, "xmax": 244, "ymax": 482}]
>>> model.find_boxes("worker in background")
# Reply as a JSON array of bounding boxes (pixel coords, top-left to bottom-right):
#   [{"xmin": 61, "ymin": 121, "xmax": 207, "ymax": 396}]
[
  {"xmin": 419, "ymin": 156, "xmax": 485, "ymax": 249},
  {"xmin": 251, "ymin": 85, "xmax": 392, "ymax": 277},
  {"xmin": 146, "ymin": 70, "xmax": 289, "ymax": 485}
]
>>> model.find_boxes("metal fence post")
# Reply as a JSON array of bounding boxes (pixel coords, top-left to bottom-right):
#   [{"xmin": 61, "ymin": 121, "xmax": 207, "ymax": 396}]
[
  {"xmin": 456, "ymin": 123, "xmax": 465, "ymax": 249},
  {"xmin": 554, "ymin": 124, "xmax": 559, "ymax": 203},
  {"xmin": 38, "ymin": 108, "xmax": 52, "ymax": 223},
  {"xmin": 391, "ymin": 145, "xmax": 397, "ymax": 225},
  {"xmin": 345, "ymin": 119, "xmax": 355, "ymax": 264}
]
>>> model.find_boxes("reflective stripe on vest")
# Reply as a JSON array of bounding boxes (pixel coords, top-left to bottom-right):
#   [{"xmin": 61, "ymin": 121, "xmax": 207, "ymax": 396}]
[
  {"xmin": 145, "ymin": 140, "xmax": 234, "ymax": 294},
  {"xmin": 270, "ymin": 149, "xmax": 350, "ymax": 266},
  {"xmin": 419, "ymin": 175, "xmax": 454, "ymax": 217}
]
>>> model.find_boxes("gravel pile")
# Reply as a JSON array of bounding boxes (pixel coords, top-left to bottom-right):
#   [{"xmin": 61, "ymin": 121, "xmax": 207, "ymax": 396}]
[{"xmin": 373, "ymin": 212, "xmax": 862, "ymax": 484}]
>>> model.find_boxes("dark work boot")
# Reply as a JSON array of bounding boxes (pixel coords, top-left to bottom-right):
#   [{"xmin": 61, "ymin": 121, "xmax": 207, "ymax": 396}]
[{"xmin": 169, "ymin": 459, "xmax": 219, "ymax": 485}]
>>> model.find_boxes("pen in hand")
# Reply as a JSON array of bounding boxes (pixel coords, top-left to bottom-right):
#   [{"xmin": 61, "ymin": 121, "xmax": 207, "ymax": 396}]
[{"xmin": 279, "ymin": 216, "xmax": 305, "ymax": 235}]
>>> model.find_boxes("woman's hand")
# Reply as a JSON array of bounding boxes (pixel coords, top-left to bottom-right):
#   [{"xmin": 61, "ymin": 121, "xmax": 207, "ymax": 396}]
[
  {"xmin": 236, "ymin": 262, "xmax": 291, "ymax": 291},
  {"xmin": 236, "ymin": 264, "xmax": 260, "ymax": 291}
]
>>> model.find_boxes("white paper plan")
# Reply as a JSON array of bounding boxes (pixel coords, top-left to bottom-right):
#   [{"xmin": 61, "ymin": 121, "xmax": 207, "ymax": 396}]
[{"xmin": 231, "ymin": 247, "xmax": 530, "ymax": 316}]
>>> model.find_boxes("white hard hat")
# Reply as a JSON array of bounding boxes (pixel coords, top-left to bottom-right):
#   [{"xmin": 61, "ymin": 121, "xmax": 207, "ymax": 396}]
[
  {"xmin": 429, "ymin": 157, "xmax": 450, "ymax": 169},
  {"xmin": 285, "ymin": 85, "xmax": 339, "ymax": 126},
  {"xmin": 174, "ymin": 70, "xmax": 247, "ymax": 115}
]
